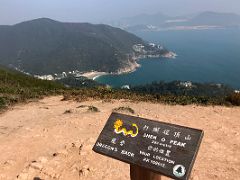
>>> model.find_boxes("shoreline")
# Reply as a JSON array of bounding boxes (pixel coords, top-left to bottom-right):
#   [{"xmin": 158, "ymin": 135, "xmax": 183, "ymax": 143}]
[
  {"xmin": 81, "ymin": 71, "xmax": 109, "ymax": 80},
  {"xmin": 81, "ymin": 59, "xmax": 141, "ymax": 80},
  {"xmin": 81, "ymin": 51, "xmax": 176, "ymax": 80}
]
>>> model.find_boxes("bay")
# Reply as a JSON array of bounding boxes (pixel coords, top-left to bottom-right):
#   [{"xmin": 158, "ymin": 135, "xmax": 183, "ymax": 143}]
[{"xmin": 96, "ymin": 28, "xmax": 240, "ymax": 89}]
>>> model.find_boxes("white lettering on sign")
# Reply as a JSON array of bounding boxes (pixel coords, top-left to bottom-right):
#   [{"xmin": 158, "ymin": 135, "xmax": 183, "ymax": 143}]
[
  {"xmin": 185, "ymin": 135, "xmax": 192, "ymax": 141},
  {"xmin": 148, "ymin": 145, "xmax": 153, "ymax": 151},
  {"xmin": 169, "ymin": 140, "xmax": 186, "ymax": 147},
  {"xmin": 165, "ymin": 150, "xmax": 171, "ymax": 157},
  {"xmin": 143, "ymin": 157, "xmax": 150, "ymax": 163},
  {"xmin": 174, "ymin": 132, "xmax": 181, "ymax": 138},
  {"xmin": 121, "ymin": 150, "xmax": 135, "ymax": 157},
  {"xmin": 159, "ymin": 149, "xmax": 164, "ymax": 154},
  {"xmin": 143, "ymin": 125, "xmax": 149, "ymax": 131},
  {"xmin": 143, "ymin": 133, "xmax": 157, "ymax": 140},
  {"xmin": 161, "ymin": 138, "xmax": 166, "ymax": 142},
  {"xmin": 152, "ymin": 127, "xmax": 161, "ymax": 133},
  {"xmin": 96, "ymin": 142, "xmax": 118, "ymax": 152},
  {"xmin": 150, "ymin": 160, "xmax": 166, "ymax": 168},
  {"xmin": 153, "ymin": 155, "xmax": 175, "ymax": 165},
  {"xmin": 143, "ymin": 158, "xmax": 166, "ymax": 168},
  {"xmin": 147, "ymin": 145, "xmax": 172, "ymax": 157},
  {"xmin": 163, "ymin": 129, "xmax": 170, "ymax": 135},
  {"xmin": 151, "ymin": 140, "xmax": 172, "ymax": 148},
  {"xmin": 120, "ymin": 140, "xmax": 125, "ymax": 146},
  {"xmin": 111, "ymin": 138, "xmax": 117, "ymax": 144},
  {"xmin": 139, "ymin": 151, "xmax": 150, "ymax": 157},
  {"xmin": 153, "ymin": 147, "xmax": 158, "ymax": 152}
]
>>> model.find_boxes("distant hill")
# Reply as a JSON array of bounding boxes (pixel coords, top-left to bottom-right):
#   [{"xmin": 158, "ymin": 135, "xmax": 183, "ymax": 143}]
[
  {"xmin": 188, "ymin": 11, "xmax": 240, "ymax": 26},
  {"xmin": 0, "ymin": 18, "xmax": 145, "ymax": 75},
  {"xmin": 111, "ymin": 11, "xmax": 240, "ymax": 31},
  {"xmin": 110, "ymin": 13, "xmax": 170, "ymax": 27}
]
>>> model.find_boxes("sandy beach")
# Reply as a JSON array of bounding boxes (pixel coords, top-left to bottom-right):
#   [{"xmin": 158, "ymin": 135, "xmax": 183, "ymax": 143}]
[
  {"xmin": 0, "ymin": 96, "xmax": 239, "ymax": 180},
  {"xmin": 81, "ymin": 53, "xmax": 176, "ymax": 81},
  {"xmin": 81, "ymin": 60, "xmax": 140, "ymax": 80},
  {"xmin": 81, "ymin": 71, "xmax": 109, "ymax": 80}
]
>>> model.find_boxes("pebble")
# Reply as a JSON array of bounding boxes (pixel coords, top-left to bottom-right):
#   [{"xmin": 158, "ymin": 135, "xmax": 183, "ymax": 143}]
[{"xmin": 30, "ymin": 162, "xmax": 43, "ymax": 170}]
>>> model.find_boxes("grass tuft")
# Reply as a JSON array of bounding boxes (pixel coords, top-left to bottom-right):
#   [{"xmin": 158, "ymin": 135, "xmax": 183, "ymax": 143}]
[
  {"xmin": 88, "ymin": 106, "xmax": 99, "ymax": 112},
  {"xmin": 113, "ymin": 106, "xmax": 135, "ymax": 114},
  {"xmin": 226, "ymin": 93, "xmax": 240, "ymax": 106},
  {"xmin": 1, "ymin": 66, "xmax": 240, "ymax": 113},
  {"xmin": 76, "ymin": 105, "xmax": 88, "ymax": 108},
  {"xmin": 63, "ymin": 109, "xmax": 72, "ymax": 114}
]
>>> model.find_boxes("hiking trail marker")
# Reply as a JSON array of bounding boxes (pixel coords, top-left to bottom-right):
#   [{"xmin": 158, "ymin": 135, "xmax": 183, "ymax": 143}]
[{"xmin": 93, "ymin": 112, "xmax": 204, "ymax": 180}]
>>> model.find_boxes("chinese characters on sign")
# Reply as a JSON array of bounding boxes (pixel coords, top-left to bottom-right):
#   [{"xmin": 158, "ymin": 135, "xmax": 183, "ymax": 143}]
[{"xmin": 93, "ymin": 113, "xmax": 204, "ymax": 180}]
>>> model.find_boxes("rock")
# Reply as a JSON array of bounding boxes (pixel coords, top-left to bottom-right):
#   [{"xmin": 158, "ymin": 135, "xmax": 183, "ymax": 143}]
[
  {"xmin": 3, "ymin": 160, "xmax": 15, "ymax": 166},
  {"xmin": 52, "ymin": 153, "xmax": 58, "ymax": 157},
  {"xmin": 64, "ymin": 109, "xmax": 73, "ymax": 114},
  {"xmin": 16, "ymin": 173, "xmax": 29, "ymax": 179},
  {"xmin": 30, "ymin": 162, "xmax": 43, "ymax": 170}
]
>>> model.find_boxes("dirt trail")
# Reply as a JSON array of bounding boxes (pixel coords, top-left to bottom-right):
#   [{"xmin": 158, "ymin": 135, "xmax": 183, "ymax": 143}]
[{"xmin": 0, "ymin": 96, "xmax": 239, "ymax": 180}]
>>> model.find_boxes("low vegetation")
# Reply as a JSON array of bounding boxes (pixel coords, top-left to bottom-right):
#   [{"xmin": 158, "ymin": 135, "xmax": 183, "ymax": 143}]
[
  {"xmin": 63, "ymin": 109, "xmax": 72, "ymax": 114},
  {"xmin": 56, "ymin": 76, "xmax": 103, "ymax": 88},
  {"xmin": 76, "ymin": 104, "xmax": 100, "ymax": 112},
  {"xmin": 61, "ymin": 86, "xmax": 235, "ymax": 106},
  {"xmin": 226, "ymin": 93, "xmax": 240, "ymax": 106},
  {"xmin": 88, "ymin": 106, "xmax": 100, "ymax": 112},
  {"xmin": 0, "ymin": 66, "xmax": 66, "ymax": 110},
  {"xmin": 76, "ymin": 105, "xmax": 89, "ymax": 108},
  {"xmin": 113, "ymin": 106, "xmax": 135, "ymax": 114},
  {"xmin": 1, "ymin": 66, "xmax": 240, "ymax": 112}
]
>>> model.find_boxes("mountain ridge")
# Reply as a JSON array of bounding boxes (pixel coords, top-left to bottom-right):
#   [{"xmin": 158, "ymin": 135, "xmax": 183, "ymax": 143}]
[
  {"xmin": 0, "ymin": 18, "xmax": 146, "ymax": 75},
  {"xmin": 110, "ymin": 11, "xmax": 240, "ymax": 31}
]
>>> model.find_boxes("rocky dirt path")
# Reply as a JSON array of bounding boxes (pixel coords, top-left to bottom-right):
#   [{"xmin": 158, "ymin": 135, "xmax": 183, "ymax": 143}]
[{"xmin": 0, "ymin": 96, "xmax": 239, "ymax": 180}]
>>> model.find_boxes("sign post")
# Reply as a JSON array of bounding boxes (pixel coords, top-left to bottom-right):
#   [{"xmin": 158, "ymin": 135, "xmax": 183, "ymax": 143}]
[
  {"xmin": 130, "ymin": 165, "xmax": 162, "ymax": 180},
  {"xmin": 93, "ymin": 113, "xmax": 204, "ymax": 180}
]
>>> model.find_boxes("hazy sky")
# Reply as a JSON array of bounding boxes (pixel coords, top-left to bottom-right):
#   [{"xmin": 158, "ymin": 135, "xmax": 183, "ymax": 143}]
[{"xmin": 0, "ymin": 0, "xmax": 240, "ymax": 25}]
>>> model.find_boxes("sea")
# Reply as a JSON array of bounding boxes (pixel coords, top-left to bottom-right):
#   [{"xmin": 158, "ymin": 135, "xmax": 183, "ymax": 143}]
[{"xmin": 95, "ymin": 28, "xmax": 240, "ymax": 89}]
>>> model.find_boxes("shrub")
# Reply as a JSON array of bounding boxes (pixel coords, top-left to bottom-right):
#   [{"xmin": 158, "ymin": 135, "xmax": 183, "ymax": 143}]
[
  {"xmin": 226, "ymin": 93, "xmax": 240, "ymax": 106},
  {"xmin": 64, "ymin": 109, "xmax": 72, "ymax": 114},
  {"xmin": 76, "ymin": 105, "xmax": 88, "ymax": 108},
  {"xmin": 113, "ymin": 106, "xmax": 135, "ymax": 114},
  {"xmin": 0, "ymin": 97, "xmax": 6, "ymax": 108},
  {"xmin": 88, "ymin": 106, "xmax": 99, "ymax": 112}
]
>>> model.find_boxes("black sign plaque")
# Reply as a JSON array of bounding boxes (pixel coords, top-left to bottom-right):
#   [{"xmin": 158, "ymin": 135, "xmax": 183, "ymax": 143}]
[{"xmin": 93, "ymin": 113, "xmax": 204, "ymax": 180}]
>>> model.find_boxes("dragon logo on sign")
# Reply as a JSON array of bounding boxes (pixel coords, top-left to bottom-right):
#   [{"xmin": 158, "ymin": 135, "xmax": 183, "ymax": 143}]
[{"xmin": 113, "ymin": 119, "xmax": 138, "ymax": 137}]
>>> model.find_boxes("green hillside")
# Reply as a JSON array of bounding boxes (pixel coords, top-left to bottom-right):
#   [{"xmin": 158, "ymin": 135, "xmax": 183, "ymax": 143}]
[
  {"xmin": 0, "ymin": 66, "xmax": 65, "ymax": 109},
  {"xmin": 1, "ymin": 66, "xmax": 240, "ymax": 111},
  {"xmin": 0, "ymin": 18, "xmax": 144, "ymax": 75}
]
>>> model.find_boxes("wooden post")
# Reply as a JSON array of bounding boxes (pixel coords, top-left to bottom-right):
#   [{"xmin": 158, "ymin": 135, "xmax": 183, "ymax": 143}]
[{"xmin": 130, "ymin": 165, "xmax": 162, "ymax": 180}]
